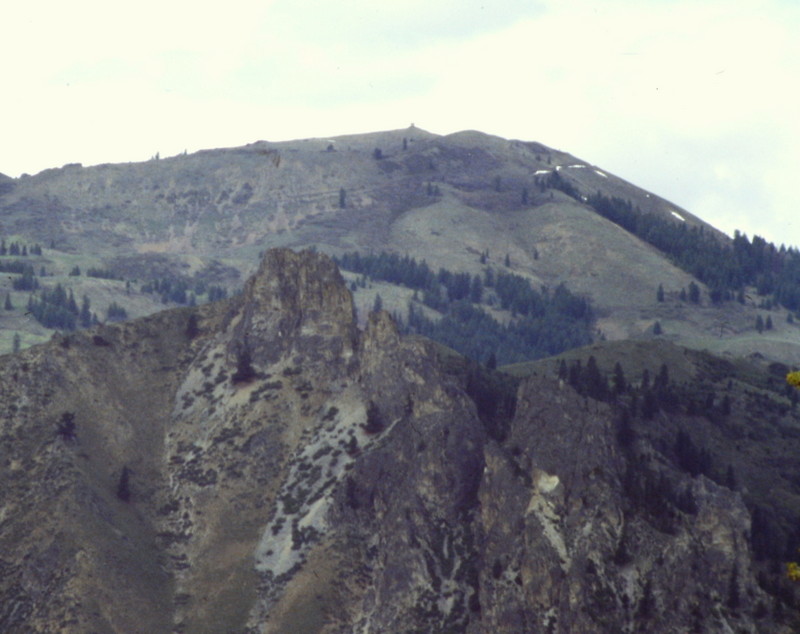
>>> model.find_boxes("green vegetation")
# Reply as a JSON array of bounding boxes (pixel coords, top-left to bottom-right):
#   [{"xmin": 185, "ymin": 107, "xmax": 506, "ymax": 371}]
[
  {"xmin": 140, "ymin": 276, "xmax": 226, "ymax": 305},
  {"xmin": 547, "ymin": 181, "xmax": 800, "ymax": 310},
  {"xmin": 26, "ymin": 285, "xmax": 80, "ymax": 330},
  {"xmin": 335, "ymin": 250, "xmax": 593, "ymax": 365},
  {"xmin": 106, "ymin": 301, "xmax": 128, "ymax": 322}
]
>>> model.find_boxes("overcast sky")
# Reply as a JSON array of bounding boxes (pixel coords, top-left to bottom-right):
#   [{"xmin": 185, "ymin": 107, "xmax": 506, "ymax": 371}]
[{"xmin": 3, "ymin": 0, "xmax": 799, "ymax": 247}]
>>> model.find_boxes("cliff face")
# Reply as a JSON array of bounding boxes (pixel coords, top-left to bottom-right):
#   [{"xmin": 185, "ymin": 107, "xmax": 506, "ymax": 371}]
[{"xmin": 0, "ymin": 249, "xmax": 792, "ymax": 633}]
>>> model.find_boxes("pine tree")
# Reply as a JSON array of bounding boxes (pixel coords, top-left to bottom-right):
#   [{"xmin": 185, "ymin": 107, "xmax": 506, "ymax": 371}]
[
  {"xmin": 612, "ymin": 362, "xmax": 627, "ymax": 394},
  {"xmin": 116, "ymin": 466, "xmax": 131, "ymax": 502},
  {"xmin": 470, "ymin": 275, "xmax": 483, "ymax": 303},
  {"xmin": 657, "ymin": 284, "xmax": 665, "ymax": 302},
  {"xmin": 766, "ymin": 315, "xmax": 773, "ymax": 330},
  {"xmin": 373, "ymin": 293, "xmax": 383, "ymax": 313},
  {"xmin": 756, "ymin": 315, "xmax": 764, "ymax": 333},
  {"xmin": 232, "ymin": 348, "xmax": 256, "ymax": 384},
  {"xmin": 653, "ymin": 321, "xmax": 662, "ymax": 335},
  {"xmin": 12, "ymin": 332, "xmax": 20, "ymax": 353},
  {"xmin": 688, "ymin": 281, "xmax": 700, "ymax": 303},
  {"xmin": 185, "ymin": 313, "xmax": 200, "ymax": 339},
  {"xmin": 80, "ymin": 295, "xmax": 92, "ymax": 328},
  {"xmin": 727, "ymin": 564, "xmax": 741, "ymax": 610},
  {"xmin": 655, "ymin": 363, "xmax": 670, "ymax": 388},
  {"xmin": 583, "ymin": 356, "xmax": 608, "ymax": 400},
  {"xmin": 725, "ymin": 464, "xmax": 737, "ymax": 489},
  {"xmin": 4, "ymin": 293, "xmax": 12, "ymax": 311},
  {"xmin": 339, "ymin": 188, "xmax": 347, "ymax": 209},
  {"xmin": 56, "ymin": 411, "xmax": 76, "ymax": 440}
]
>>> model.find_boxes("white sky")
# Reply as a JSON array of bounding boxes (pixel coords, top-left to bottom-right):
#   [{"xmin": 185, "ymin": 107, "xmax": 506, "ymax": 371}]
[{"xmin": 3, "ymin": 0, "xmax": 799, "ymax": 247}]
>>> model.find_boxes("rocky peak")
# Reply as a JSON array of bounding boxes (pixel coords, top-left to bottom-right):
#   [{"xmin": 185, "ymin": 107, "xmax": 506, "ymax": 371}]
[
  {"xmin": 0, "ymin": 248, "xmax": 796, "ymax": 633},
  {"xmin": 228, "ymin": 248, "xmax": 357, "ymax": 366}
]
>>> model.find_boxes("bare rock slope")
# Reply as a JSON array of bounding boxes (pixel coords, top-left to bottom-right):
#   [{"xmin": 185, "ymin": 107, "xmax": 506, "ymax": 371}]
[{"xmin": 0, "ymin": 249, "xmax": 791, "ymax": 632}]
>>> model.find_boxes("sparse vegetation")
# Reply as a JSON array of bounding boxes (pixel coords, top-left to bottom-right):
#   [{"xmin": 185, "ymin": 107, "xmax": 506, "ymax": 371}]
[{"xmin": 335, "ymin": 250, "xmax": 594, "ymax": 364}]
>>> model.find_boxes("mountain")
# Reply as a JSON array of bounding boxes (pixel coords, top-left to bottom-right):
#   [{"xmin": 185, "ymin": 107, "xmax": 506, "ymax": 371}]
[
  {"xmin": 4, "ymin": 130, "xmax": 800, "ymax": 630},
  {"xmin": 3, "ymin": 248, "xmax": 800, "ymax": 633},
  {"xmin": 3, "ymin": 126, "xmax": 799, "ymax": 365}
]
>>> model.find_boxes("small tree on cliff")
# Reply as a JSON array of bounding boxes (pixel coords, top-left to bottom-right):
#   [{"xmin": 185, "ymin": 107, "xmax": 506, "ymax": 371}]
[
  {"xmin": 117, "ymin": 466, "xmax": 131, "ymax": 502},
  {"xmin": 232, "ymin": 348, "xmax": 257, "ymax": 384}
]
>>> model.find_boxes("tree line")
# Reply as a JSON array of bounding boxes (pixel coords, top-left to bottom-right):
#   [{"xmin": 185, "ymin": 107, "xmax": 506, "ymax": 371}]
[
  {"xmin": 335, "ymin": 250, "xmax": 594, "ymax": 365},
  {"xmin": 546, "ymin": 178, "xmax": 800, "ymax": 311},
  {"xmin": 0, "ymin": 240, "xmax": 43, "ymax": 256}
]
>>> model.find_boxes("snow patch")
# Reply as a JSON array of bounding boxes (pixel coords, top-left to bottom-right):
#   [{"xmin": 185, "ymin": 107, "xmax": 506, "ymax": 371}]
[
  {"xmin": 567, "ymin": 164, "xmax": 586, "ymax": 168},
  {"xmin": 534, "ymin": 169, "xmax": 551, "ymax": 175},
  {"xmin": 594, "ymin": 169, "xmax": 607, "ymax": 178},
  {"xmin": 671, "ymin": 210, "xmax": 686, "ymax": 222}
]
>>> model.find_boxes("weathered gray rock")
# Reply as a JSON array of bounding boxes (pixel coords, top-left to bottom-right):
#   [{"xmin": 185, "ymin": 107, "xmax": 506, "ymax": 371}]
[{"xmin": 0, "ymin": 248, "xmax": 794, "ymax": 633}]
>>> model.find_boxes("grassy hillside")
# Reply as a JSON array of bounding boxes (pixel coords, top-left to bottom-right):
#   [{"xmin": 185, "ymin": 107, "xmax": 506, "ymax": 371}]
[{"xmin": 2, "ymin": 127, "xmax": 799, "ymax": 364}]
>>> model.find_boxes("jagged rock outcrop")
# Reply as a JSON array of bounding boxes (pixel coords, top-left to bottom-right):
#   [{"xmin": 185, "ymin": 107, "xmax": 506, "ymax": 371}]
[
  {"xmin": 478, "ymin": 379, "xmax": 765, "ymax": 633},
  {"xmin": 0, "ymin": 248, "xmax": 794, "ymax": 632}
]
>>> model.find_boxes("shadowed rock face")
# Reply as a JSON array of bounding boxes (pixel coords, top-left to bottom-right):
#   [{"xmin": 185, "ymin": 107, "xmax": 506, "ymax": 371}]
[{"xmin": 0, "ymin": 248, "xmax": 793, "ymax": 633}]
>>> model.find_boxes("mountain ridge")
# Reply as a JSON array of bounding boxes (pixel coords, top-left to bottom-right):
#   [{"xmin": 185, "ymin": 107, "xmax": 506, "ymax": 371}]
[
  {"xmin": 2, "ymin": 247, "xmax": 799, "ymax": 632},
  {"xmin": 0, "ymin": 126, "xmax": 798, "ymax": 366}
]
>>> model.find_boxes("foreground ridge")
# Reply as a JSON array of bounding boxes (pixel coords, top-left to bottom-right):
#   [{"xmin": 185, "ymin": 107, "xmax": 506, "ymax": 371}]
[{"xmin": 0, "ymin": 248, "xmax": 794, "ymax": 632}]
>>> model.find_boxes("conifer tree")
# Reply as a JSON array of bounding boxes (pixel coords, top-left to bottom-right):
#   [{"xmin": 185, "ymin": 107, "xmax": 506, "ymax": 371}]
[
  {"xmin": 4, "ymin": 293, "xmax": 12, "ymax": 310},
  {"xmin": 688, "ymin": 281, "xmax": 700, "ymax": 304},
  {"xmin": 612, "ymin": 362, "xmax": 627, "ymax": 394},
  {"xmin": 470, "ymin": 275, "xmax": 483, "ymax": 303},
  {"xmin": 232, "ymin": 348, "xmax": 257, "ymax": 384},
  {"xmin": 116, "ymin": 466, "xmax": 131, "ymax": 502},
  {"xmin": 185, "ymin": 313, "xmax": 200, "ymax": 339},
  {"xmin": 80, "ymin": 296, "xmax": 92, "ymax": 328}
]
